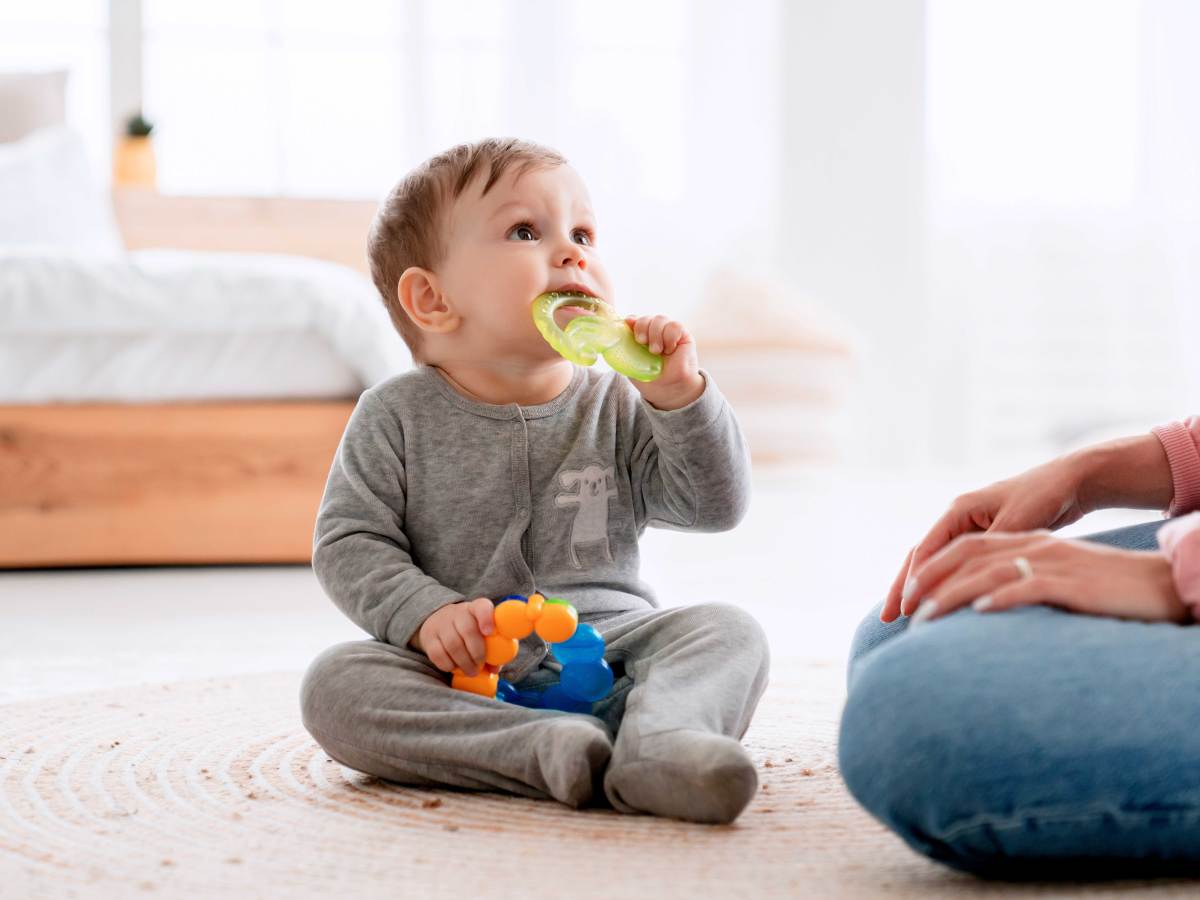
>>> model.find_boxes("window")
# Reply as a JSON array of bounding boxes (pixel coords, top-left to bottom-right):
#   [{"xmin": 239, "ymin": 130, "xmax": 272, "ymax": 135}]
[
  {"xmin": 926, "ymin": 0, "xmax": 1140, "ymax": 210},
  {"xmin": 140, "ymin": 0, "xmax": 697, "ymax": 201},
  {"xmin": 0, "ymin": 1, "xmax": 110, "ymax": 179}
]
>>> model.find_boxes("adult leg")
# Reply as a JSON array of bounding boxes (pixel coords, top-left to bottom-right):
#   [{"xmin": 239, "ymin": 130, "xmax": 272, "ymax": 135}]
[
  {"xmin": 839, "ymin": 519, "xmax": 1200, "ymax": 876},
  {"xmin": 300, "ymin": 640, "xmax": 612, "ymax": 807},
  {"xmin": 590, "ymin": 603, "xmax": 771, "ymax": 824}
]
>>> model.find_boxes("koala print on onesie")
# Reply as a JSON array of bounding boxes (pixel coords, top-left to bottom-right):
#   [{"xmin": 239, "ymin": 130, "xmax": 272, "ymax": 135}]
[{"xmin": 555, "ymin": 463, "xmax": 618, "ymax": 568}]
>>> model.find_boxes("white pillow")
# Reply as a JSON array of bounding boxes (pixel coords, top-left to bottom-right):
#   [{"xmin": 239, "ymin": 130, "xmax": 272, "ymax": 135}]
[
  {"xmin": 0, "ymin": 248, "xmax": 412, "ymax": 402},
  {"xmin": 0, "ymin": 70, "xmax": 67, "ymax": 142},
  {"xmin": 0, "ymin": 125, "xmax": 124, "ymax": 257}
]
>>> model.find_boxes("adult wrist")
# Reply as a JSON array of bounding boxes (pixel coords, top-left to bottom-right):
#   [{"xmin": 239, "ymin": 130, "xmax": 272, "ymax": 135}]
[
  {"xmin": 1069, "ymin": 444, "xmax": 1111, "ymax": 515},
  {"xmin": 1073, "ymin": 435, "xmax": 1173, "ymax": 514}
]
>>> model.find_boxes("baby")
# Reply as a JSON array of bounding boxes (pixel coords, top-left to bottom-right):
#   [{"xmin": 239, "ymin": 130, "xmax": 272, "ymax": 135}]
[{"xmin": 301, "ymin": 138, "xmax": 769, "ymax": 824}]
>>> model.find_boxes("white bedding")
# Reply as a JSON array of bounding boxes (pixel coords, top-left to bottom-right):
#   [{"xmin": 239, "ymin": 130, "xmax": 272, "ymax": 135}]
[{"xmin": 0, "ymin": 249, "xmax": 411, "ymax": 403}]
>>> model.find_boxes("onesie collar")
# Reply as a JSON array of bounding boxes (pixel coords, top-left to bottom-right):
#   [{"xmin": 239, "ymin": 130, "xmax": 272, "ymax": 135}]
[{"xmin": 422, "ymin": 364, "xmax": 586, "ymax": 420}]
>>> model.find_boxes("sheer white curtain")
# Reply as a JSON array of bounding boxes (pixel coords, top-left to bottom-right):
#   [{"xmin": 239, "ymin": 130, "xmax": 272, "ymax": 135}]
[
  {"xmin": 925, "ymin": 0, "xmax": 1198, "ymax": 467},
  {"xmin": 776, "ymin": 0, "xmax": 1198, "ymax": 471},
  {"xmin": 0, "ymin": 1, "xmax": 110, "ymax": 177},
  {"xmin": 1142, "ymin": 0, "xmax": 1200, "ymax": 412},
  {"xmin": 140, "ymin": 0, "xmax": 783, "ymax": 319}
]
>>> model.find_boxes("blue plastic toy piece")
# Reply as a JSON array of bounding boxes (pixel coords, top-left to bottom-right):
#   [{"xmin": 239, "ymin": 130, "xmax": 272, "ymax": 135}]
[
  {"xmin": 538, "ymin": 683, "xmax": 594, "ymax": 714},
  {"xmin": 494, "ymin": 596, "xmax": 613, "ymax": 713}
]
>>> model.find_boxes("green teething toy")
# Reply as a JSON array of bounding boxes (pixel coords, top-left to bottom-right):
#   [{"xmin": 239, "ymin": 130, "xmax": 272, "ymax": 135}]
[{"xmin": 531, "ymin": 292, "xmax": 663, "ymax": 382}]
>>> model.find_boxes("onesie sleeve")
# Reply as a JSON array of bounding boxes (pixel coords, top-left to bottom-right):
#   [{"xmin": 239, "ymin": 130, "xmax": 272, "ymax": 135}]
[
  {"xmin": 624, "ymin": 370, "xmax": 752, "ymax": 532},
  {"xmin": 312, "ymin": 391, "xmax": 464, "ymax": 648},
  {"xmin": 1151, "ymin": 417, "xmax": 1200, "ymax": 516}
]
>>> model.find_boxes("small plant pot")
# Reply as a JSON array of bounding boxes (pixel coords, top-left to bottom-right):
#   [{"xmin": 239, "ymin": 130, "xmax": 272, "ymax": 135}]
[{"xmin": 113, "ymin": 135, "xmax": 157, "ymax": 188}]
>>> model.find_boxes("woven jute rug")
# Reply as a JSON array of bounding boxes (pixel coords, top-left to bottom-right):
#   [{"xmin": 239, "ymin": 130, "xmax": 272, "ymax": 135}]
[{"xmin": 1, "ymin": 662, "xmax": 1194, "ymax": 899}]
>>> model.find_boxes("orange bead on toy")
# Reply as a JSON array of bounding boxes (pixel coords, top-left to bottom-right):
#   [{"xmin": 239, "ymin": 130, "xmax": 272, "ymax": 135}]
[
  {"xmin": 484, "ymin": 633, "xmax": 519, "ymax": 667},
  {"xmin": 535, "ymin": 600, "xmax": 578, "ymax": 643},
  {"xmin": 451, "ymin": 668, "xmax": 499, "ymax": 698},
  {"xmin": 494, "ymin": 599, "xmax": 535, "ymax": 639},
  {"xmin": 452, "ymin": 593, "xmax": 588, "ymax": 702}
]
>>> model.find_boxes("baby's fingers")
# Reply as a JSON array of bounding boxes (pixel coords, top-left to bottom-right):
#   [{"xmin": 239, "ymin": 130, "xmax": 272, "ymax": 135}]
[
  {"xmin": 624, "ymin": 315, "xmax": 649, "ymax": 343},
  {"xmin": 467, "ymin": 597, "xmax": 494, "ymax": 636},
  {"xmin": 643, "ymin": 315, "xmax": 671, "ymax": 354},
  {"xmin": 424, "ymin": 637, "xmax": 455, "ymax": 674},
  {"xmin": 660, "ymin": 320, "xmax": 686, "ymax": 354},
  {"xmin": 626, "ymin": 315, "xmax": 671, "ymax": 352},
  {"xmin": 453, "ymin": 615, "xmax": 487, "ymax": 675},
  {"xmin": 440, "ymin": 627, "xmax": 478, "ymax": 676}
]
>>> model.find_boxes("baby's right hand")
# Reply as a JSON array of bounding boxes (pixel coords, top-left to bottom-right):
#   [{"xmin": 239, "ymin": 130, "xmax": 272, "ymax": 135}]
[{"xmin": 411, "ymin": 598, "xmax": 495, "ymax": 676}]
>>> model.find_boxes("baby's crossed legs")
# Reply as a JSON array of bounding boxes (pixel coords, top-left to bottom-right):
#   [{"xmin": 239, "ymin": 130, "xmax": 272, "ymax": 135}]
[
  {"xmin": 300, "ymin": 639, "xmax": 611, "ymax": 807},
  {"xmin": 300, "ymin": 602, "xmax": 770, "ymax": 822}
]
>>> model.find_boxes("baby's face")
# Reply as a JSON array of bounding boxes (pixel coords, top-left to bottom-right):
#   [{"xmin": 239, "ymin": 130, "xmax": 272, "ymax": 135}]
[{"xmin": 437, "ymin": 163, "xmax": 613, "ymax": 363}]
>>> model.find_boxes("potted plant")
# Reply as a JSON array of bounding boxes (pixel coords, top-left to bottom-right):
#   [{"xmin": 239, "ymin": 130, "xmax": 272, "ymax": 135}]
[{"xmin": 113, "ymin": 112, "xmax": 157, "ymax": 188}]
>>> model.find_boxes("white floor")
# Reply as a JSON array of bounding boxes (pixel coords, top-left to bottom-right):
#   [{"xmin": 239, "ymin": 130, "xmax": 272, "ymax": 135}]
[{"xmin": 0, "ymin": 465, "xmax": 1155, "ymax": 705}]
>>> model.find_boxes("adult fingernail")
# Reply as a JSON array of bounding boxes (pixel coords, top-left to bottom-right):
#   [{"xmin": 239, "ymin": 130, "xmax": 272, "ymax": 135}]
[
  {"xmin": 902, "ymin": 577, "xmax": 918, "ymax": 602},
  {"xmin": 973, "ymin": 595, "xmax": 994, "ymax": 611},
  {"xmin": 909, "ymin": 600, "xmax": 938, "ymax": 628}
]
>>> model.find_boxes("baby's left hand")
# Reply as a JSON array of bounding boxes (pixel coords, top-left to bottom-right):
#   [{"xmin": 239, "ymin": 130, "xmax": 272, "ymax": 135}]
[{"xmin": 624, "ymin": 314, "xmax": 704, "ymax": 411}]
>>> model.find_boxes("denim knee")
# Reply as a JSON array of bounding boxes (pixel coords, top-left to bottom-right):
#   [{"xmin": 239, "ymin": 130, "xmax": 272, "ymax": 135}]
[
  {"xmin": 847, "ymin": 602, "xmax": 908, "ymax": 686},
  {"xmin": 839, "ymin": 607, "xmax": 1200, "ymax": 874},
  {"xmin": 839, "ymin": 626, "xmax": 956, "ymax": 860},
  {"xmin": 838, "ymin": 612, "xmax": 1039, "ymax": 867}
]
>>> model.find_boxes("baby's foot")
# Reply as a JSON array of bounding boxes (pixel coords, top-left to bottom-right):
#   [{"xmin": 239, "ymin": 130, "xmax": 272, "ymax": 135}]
[
  {"xmin": 535, "ymin": 716, "xmax": 613, "ymax": 808},
  {"xmin": 603, "ymin": 729, "xmax": 757, "ymax": 824}
]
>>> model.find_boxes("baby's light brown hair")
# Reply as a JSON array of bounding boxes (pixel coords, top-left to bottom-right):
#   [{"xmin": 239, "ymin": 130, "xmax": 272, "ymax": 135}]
[{"xmin": 368, "ymin": 138, "xmax": 567, "ymax": 361}]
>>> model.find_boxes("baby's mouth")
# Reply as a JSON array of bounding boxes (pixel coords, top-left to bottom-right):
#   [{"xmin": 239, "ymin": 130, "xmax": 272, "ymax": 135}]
[
  {"xmin": 545, "ymin": 292, "xmax": 605, "ymax": 329},
  {"xmin": 552, "ymin": 304, "xmax": 596, "ymax": 329}
]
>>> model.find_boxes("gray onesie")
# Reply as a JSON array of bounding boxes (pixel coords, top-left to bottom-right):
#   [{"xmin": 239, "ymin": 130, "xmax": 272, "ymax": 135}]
[{"xmin": 301, "ymin": 364, "xmax": 771, "ymax": 823}]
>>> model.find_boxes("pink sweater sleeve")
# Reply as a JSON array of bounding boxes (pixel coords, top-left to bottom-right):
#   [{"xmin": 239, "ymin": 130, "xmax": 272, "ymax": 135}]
[
  {"xmin": 1152, "ymin": 417, "xmax": 1200, "ymax": 516},
  {"xmin": 1160, "ymin": 512, "xmax": 1200, "ymax": 621}
]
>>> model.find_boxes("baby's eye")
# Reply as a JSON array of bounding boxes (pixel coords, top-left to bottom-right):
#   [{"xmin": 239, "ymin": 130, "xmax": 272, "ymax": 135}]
[
  {"xmin": 508, "ymin": 223, "xmax": 537, "ymax": 241},
  {"xmin": 572, "ymin": 229, "xmax": 593, "ymax": 246}
]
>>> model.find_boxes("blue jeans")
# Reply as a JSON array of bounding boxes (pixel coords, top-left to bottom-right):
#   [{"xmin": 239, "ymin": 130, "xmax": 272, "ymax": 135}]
[{"xmin": 839, "ymin": 520, "xmax": 1200, "ymax": 878}]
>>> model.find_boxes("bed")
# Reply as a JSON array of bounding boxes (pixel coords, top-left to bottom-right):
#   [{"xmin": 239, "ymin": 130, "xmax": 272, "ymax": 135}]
[
  {"xmin": 0, "ymin": 76, "xmax": 860, "ymax": 566},
  {"xmin": 0, "ymin": 121, "xmax": 405, "ymax": 567}
]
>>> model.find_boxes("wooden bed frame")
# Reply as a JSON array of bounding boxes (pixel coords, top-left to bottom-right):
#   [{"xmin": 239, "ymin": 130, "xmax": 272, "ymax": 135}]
[{"xmin": 0, "ymin": 190, "xmax": 379, "ymax": 568}]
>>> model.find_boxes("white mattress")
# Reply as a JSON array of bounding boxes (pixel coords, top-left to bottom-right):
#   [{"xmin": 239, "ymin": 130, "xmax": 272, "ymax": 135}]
[{"xmin": 0, "ymin": 249, "xmax": 411, "ymax": 403}]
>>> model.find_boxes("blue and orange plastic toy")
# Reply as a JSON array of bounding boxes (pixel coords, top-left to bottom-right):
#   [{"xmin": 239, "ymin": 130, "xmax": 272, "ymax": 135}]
[{"xmin": 451, "ymin": 592, "xmax": 613, "ymax": 713}]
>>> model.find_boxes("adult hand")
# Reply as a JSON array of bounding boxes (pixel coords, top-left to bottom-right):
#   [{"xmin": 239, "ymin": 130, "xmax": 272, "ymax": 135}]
[
  {"xmin": 411, "ymin": 598, "xmax": 495, "ymax": 676},
  {"xmin": 903, "ymin": 531, "xmax": 1187, "ymax": 625},
  {"xmin": 882, "ymin": 456, "xmax": 1090, "ymax": 622}
]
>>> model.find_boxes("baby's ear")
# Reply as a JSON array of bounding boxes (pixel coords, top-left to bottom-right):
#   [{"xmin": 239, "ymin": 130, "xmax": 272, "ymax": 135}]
[{"xmin": 398, "ymin": 267, "xmax": 459, "ymax": 333}]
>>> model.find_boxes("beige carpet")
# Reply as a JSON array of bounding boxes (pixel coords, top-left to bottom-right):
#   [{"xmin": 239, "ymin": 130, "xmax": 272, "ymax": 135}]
[{"xmin": 1, "ymin": 663, "xmax": 1195, "ymax": 899}]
